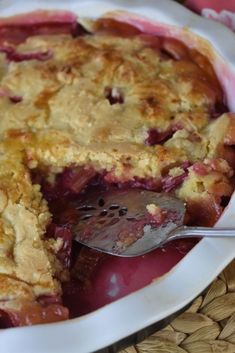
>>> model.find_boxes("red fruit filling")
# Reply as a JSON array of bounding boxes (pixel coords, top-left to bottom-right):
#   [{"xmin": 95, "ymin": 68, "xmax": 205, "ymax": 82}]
[
  {"xmin": 0, "ymin": 10, "xmax": 89, "ymax": 45},
  {"xmin": 0, "ymin": 303, "xmax": 69, "ymax": 328},
  {"xmin": 9, "ymin": 95, "xmax": 22, "ymax": 103},
  {"xmin": 0, "ymin": 89, "xmax": 23, "ymax": 103},
  {"xmin": 0, "ymin": 46, "xmax": 53, "ymax": 62},
  {"xmin": 145, "ymin": 128, "xmax": 176, "ymax": 146},
  {"xmin": 162, "ymin": 162, "xmax": 191, "ymax": 192}
]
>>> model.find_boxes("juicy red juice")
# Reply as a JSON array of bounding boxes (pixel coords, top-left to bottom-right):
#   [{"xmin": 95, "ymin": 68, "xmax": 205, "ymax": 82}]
[{"xmin": 62, "ymin": 241, "xmax": 195, "ymax": 317}]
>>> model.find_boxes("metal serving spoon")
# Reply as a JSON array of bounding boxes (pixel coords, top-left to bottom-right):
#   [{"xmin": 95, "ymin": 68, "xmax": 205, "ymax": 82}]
[{"xmin": 72, "ymin": 188, "xmax": 235, "ymax": 257}]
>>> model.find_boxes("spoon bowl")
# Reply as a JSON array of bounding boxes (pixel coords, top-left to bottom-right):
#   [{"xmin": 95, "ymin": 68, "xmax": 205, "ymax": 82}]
[{"xmin": 72, "ymin": 187, "xmax": 235, "ymax": 257}]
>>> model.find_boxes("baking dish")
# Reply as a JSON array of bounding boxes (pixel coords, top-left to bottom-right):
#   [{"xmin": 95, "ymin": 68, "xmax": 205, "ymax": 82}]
[{"xmin": 1, "ymin": 0, "xmax": 235, "ymax": 352}]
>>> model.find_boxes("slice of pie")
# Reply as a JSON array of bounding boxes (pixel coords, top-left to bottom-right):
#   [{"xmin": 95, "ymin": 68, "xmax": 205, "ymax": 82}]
[{"xmin": 0, "ymin": 10, "xmax": 234, "ymax": 327}]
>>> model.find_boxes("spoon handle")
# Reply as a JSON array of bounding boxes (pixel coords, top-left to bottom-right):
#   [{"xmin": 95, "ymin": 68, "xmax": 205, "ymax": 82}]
[{"xmin": 169, "ymin": 226, "xmax": 235, "ymax": 240}]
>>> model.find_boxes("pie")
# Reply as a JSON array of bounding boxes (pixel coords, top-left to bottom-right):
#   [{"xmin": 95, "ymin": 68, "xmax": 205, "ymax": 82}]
[{"xmin": 0, "ymin": 10, "xmax": 234, "ymax": 327}]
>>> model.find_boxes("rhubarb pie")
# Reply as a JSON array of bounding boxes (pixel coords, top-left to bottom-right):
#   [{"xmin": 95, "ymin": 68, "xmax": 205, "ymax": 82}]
[{"xmin": 0, "ymin": 10, "xmax": 234, "ymax": 327}]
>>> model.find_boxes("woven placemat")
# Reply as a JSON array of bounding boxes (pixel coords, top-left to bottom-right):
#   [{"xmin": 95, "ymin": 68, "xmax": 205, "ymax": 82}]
[{"xmin": 121, "ymin": 259, "xmax": 235, "ymax": 353}]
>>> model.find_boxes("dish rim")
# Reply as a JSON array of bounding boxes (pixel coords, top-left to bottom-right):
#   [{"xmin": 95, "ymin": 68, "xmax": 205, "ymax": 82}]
[{"xmin": 1, "ymin": 1, "xmax": 235, "ymax": 352}]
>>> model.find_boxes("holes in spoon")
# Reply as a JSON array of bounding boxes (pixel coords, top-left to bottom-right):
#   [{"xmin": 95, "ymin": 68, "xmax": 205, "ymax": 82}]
[
  {"xmin": 109, "ymin": 204, "xmax": 120, "ymax": 210},
  {"xmin": 80, "ymin": 214, "xmax": 93, "ymax": 221},
  {"xmin": 119, "ymin": 207, "xmax": 128, "ymax": 216},
  {"xmin": 99, "ymin": 210, "xmax": 108, "ymax": 217},
  {"xmin": 77, "ymin": 205, "xmax": 96, "ymax": 211},
  {"xmin": 126, "ymin": 217, "xmax": 136, "ymax": 222},
  {"xmin": 98, "ymin": 198, "xmax": 105, "ymax": 207}
]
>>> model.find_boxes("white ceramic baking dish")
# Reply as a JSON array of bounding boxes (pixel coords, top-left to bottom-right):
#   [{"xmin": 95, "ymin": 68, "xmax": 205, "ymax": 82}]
[{"xmin": 1, "ymin": 1, "xmax": 235, "ymax": 352}]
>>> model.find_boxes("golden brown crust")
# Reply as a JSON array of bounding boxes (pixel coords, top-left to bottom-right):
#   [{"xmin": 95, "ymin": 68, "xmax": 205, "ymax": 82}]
[{"xmin": 0, "ymin": 145, "xmax": 60, "ymax": 297}]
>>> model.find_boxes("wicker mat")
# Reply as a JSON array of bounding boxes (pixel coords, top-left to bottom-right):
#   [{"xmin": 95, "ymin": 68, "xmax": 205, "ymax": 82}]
[{"xmin": 121, "ymin": 259, "xmax": 235, "ymax": 353}]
